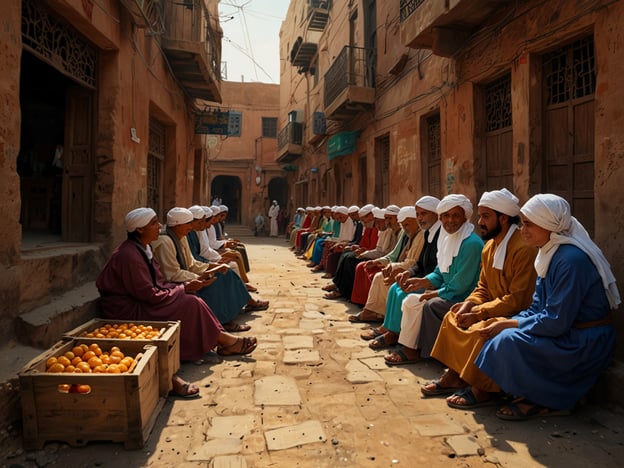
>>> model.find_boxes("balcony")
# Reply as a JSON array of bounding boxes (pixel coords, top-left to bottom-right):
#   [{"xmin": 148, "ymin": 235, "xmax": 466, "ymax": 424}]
[
  {"xmin": 289, "ymin": 1, "xmax": 331, "ymax": 73},
  {"xmin": 400, "ymin": 0, "xmax": 513, "ymax": 57},
  {"xmin": 323, "ymin": 46, "xmax": 375, "ymax": 120},
  {"xmin": 161, "ymin": 0, "xmax": 222, "ymax": 102},
  {"xmin": 276, "ymin": 122, "xmax": 303, "ymax": 163}
]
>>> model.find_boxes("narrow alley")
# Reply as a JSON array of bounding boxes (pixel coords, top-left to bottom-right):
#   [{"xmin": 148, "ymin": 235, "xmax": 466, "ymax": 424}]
[{"xmin": 3, "ymin": 235, "xmax": 623, "ymax": 468}]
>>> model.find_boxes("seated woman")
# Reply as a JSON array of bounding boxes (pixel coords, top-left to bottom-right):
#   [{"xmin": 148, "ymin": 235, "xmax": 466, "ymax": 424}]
[
  {"xmin": 96, "ymin": 208, "xmax": 259, "ymax": 398},
  {"xmin": 474, "ymin": 194, "xmax": 619, "ymax": 420}
]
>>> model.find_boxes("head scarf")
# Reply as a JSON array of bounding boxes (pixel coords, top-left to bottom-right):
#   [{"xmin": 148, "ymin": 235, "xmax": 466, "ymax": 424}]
[
  {"xmin": 202, "ymin": 206, "xmax": 214, "ymax": 217},
  {"xmin": 335, "ymin": 206, "xmax": 349, "ymax": 215},
  {"xmin": 125, "ymin": 208, "xmax": 156, "ymax": 232},
  {"xmin": 479, "ymin": 189, "xmax": 521, "ymax": 270},
  {"xmin": 166, "ymin": 207, "xmax": 193, "ymax": 227},
  {"xmin": 385, "ymin": 205, "xmax": 400, "ymax": 216},
  {"xmin": 189, "ymin": 205, "xmax": 205, "ymax": 220},
  {"xmin": 372, "ymin": 207, "xmax": 385, "ymax": 220},
  {"xmin": 397, "ymin": 206, "xmax": 417, "ymax": 223},
  {"xmin": 348, "ymin": 205, "xmax": 360, "ymax": 214},
  {"xmin": 358, "ymin": 203, "xmax": 375, "ymax": 217},
  {"xmin": 415, "ymin": 196, "xmax": 441, "ymax": 213},
  {"xmin": 436, "ymin": 194, "xmax": 474, "ymax": 273},
  {"xmin": 479, "ymin": 188, "xmax": 520, "ymax": 216},
  {"xmin": 521, "ymin": 194, "xmax": 620, "ymax": 308}
]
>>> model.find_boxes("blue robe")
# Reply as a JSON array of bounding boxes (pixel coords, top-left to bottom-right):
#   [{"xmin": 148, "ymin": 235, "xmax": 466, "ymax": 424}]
[{"xmin": 476, "ymin": 244, "xmax": 616, "ymax": 409}]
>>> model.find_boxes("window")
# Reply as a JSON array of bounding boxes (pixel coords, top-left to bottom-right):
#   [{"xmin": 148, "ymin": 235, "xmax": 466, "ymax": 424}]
[
  {"xmin": 228, "ymin": 111, "xmax": 242, "ymax": 137},
  {"xmin": 422, "ymin": 113, "xmax": 441, "ymax": 198},
  {"xmin": 262, "ymin": 117, "xmax": 277, "ymax": 138}
]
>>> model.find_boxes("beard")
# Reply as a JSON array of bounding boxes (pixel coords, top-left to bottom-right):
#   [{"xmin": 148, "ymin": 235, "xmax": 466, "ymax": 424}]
[{"xmin": 481, "ymin": 220, "xmax": 502, "ymax": 241}]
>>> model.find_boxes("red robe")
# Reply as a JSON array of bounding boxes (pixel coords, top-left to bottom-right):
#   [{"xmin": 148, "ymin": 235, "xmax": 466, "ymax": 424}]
[{"xmin": 96, "ymin": 239, "xmax": 222, "ymax": 361}]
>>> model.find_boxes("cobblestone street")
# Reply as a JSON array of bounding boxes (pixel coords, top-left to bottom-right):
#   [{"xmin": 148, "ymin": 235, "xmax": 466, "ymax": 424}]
[{"xmin": 3, "ymin": 235, "xmax": 624, "ymax": 468}]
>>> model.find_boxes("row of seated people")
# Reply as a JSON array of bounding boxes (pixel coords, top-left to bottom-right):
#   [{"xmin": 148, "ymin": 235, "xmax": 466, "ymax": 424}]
[
  {"xmin": 95, "ymin": 205, "xmax": 269, "ymax": 398},
  {"xmin": 303, "ymin": 190, "xmax": 619, "ymax": 420}
]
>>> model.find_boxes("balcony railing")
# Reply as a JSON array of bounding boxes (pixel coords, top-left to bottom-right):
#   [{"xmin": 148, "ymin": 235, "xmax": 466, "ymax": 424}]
[
  {"xmin": 323, "ymin": 46, "xmax": 375, "ymax": 119},
  {"xmin": 400, "ymin": 0, "xmax": 512, "ymax": 57},
  {"xmin": 306, "ymin": 0, "xmax": 331, "ymax": 31},
  {"xmin": 400, "ymin": 0, "xmax": 425, "ymax": 22},
  {"xmin": 276, "ymin": 122, "xmax": 303, "ymax": 163},
  {"xmin": 161, "ymin": 0, "xmax": 221, "ymax": 102}
]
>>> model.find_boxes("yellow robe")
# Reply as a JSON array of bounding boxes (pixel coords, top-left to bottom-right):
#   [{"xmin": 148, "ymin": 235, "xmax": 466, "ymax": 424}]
[{"xmin": 430, "ymin": 229, "xmax": 537, "ymax": 392}]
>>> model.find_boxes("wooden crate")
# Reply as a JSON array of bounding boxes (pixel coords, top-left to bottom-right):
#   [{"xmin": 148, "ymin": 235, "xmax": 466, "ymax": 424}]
[
  {"xmin": 63, "ymin": 319, "xmax": 180, "ymax": 397},
  {"xmin": 19, "ymin": 339, "xmax": 163, "ymax": 450}
]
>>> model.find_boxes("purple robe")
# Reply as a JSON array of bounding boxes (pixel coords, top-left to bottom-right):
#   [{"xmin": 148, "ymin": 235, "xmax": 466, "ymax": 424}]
[{"xmin": 96, "ymin": 239, "xmax": 223, "ymax": 361}]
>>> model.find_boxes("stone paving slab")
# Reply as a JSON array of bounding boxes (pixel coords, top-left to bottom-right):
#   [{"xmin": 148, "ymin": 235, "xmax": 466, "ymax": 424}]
[
  {"xmin": 254, "ymin": 375, "xmax": 302, "ymax": 406},
  {"xmin": 409, "ymin": 413, "xmax": 466, "ymax": 437},
  {"xmin": 211, "ymin": 455, "xmax": 248, "ymax": 468},
  {"xmin": 264, "ymin": 420, "xmax": 327, "ymax": 451},
  {"xmin": 445, "ymin": 434, "xmax": 482, "ymax": 456},
  {"xmin": 187, "ymin": 438, "xmax": 242, "ymax": 460},
  {"xmin": 283, "ymin": 348, "xmax": 321, "ymax": 364},
  {"xmin": 206, "ymin": 415, "xmax": 258, "ymax": 438},
  {"xmin": 298, "ymin": 318, "xmax": 324, "ymax": 329},
  {"xmin": 282, "ymin": 335, "xmax": 314, "ymax": 349},
  {"xmin": 345, "ymin": 359, "xmax": 384, "ymax": 383}
]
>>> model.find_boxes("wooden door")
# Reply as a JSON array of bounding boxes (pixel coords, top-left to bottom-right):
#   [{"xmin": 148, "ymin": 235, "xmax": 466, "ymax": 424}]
[
  {"xmin": 543, "ymin": 37, "xmax": 595, "ymax": 236},
  {"xmin": 62, "ymin": 87, "xmax": 93, "ymax": 241},
  {"xmin": 484, "ymin": 74, "xmax": 513, "ymax": 192}
]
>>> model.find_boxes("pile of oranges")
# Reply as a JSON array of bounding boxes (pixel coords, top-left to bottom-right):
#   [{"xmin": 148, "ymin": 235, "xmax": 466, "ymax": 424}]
[
  {"xmin": 79, "ymin": 323, "xmax": 161, "ymax": 340},
  {"xmin": 45, "ymin": 343, "xmax": 136, "ymax": 374}
]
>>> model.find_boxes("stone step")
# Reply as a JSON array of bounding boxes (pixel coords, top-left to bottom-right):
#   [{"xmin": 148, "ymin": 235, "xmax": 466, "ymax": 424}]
[
  {"xmin": 20, "ymin": 243, "xmax": 106, "ymax": 314},
  {"xmin": 224, "ymin": 224, "xmax": 255, "ymax": 238},
  {"xmin": 16, "ymin": 282, "xmax": 100, "ymax": 349}
]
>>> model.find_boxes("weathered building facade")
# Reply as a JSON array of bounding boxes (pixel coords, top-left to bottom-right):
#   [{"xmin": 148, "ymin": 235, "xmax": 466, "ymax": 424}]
[
  {"xmin": 280, "ymin": 0, "xmax": 623, "ymax": 355},
  {"xmin": 0, "ymin": 0, "xmax": 222, "ymax": 354},
  {"xmin": 202, "ymin": 81, "xmax": 284, "ymax": 228}
]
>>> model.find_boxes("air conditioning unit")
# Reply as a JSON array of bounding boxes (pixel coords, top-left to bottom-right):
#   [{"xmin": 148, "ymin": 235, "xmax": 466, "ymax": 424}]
[{"xmin": 288, "ymin": 109, "xmax": 304, "ymax": 123}]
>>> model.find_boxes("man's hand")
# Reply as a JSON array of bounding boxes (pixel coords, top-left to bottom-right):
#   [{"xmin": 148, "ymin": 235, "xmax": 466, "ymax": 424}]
[
  {"xmin": 402, "ymin": 277, "xmax": 428, "ymax": 293},
  {"xmin": 184, "ymin": 278, "xmax": 215, "ymax": 293},
  {"xmin": 395, "ymin": 270, "xmax": 411, "ymax": 290}
]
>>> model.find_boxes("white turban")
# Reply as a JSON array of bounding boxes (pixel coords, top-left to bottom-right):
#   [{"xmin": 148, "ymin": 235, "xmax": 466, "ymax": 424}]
[
  {"xmin": 202, "ymin": 206, "xmax": 214, "ymax": 217},
  {"xmin": 521, "ymin": 194, "xmax": 620, "ymax": 309},
  {"xmin": 125, "ymin": 208, "xmax": 156, "ymax": 232},
  {"xmin": 385, "ymin": 205, "xmax": 400, "ymax": 215},
  {"xmin": 479, "ymin": 188, "xmax": 520, "ymax": 217},
  {"xmin": 348, "ymin": 205, "xmax": 360, "ymax": 214},
  {"xmin": 189, "ymin": 205, "xmax": 205, "ymax": 219},
  {"xmin": 397, "ymin": 206, "xmax": 417, "ymax": 223},
  {"xmin": 372, "ymin": 207, "xmax": 385, "ymax": 220},
  {"xmin": 335, "ymin": 206, "xmax": 349, "ymax": 215},
  {"xmin": 322, "ymin": 206, "xmax": 331, "ymax": 211},
  {"xmin": 221, "ymin": 205, "xmax": 229, "ymax": 212},
  {"xmin": 166, "ymin": 207, "xmax": 193, "ymax": 226},
  {"xmin": 358, "ymin": 203, "xmax": 375, "ymax": 217},
  {"xmin": 415, "ymin": 196, "xmax": 441, "ymax": 213},
  {"xmin": 437, "ymin": 194, "xmax": 473, "ymax": 219}
]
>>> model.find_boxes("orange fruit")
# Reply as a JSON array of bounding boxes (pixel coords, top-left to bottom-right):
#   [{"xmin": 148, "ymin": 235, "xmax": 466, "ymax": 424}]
[
  {"xmin": 64, "ymin": 351, "xmax": 75, "ymax": 361},
  {"xmin": 87, "ymin": 356, "xmax": 103, "ymax": 368},
  {"xmin": 72, "ymin": 346, "xmax": 84, "ymax": 357},
  {"xmin": 107, "ymin": 364, "xmax": 121, "ymax": 373},
  {"xmin": 118, "ymin": 363, "xmax": 128, "ymax": 373},
  {"xmin": 57, "ymin": 356, "xmax": 71, "ymax": 367},
  {"xmin": 46, "ymin": 357, "xmax": 58, "ymax": 368},
  {"xmin": 82, "ymin": 350, "xmax": 96, "ymax": 361},
  {"xmin": 58, "ymin": 384, "xmax": 71, "ymax": 393},
  {"xmin": 71, "ymin": 356, "xmax": 83, "ymax": 366},
  {"xmin": 100, "ymin": 355, "xmax": 111, "ymax": 365},
  {"xmin": 110, "ymin": 346, "xmax": 121, "ymax": 353},
  {"xmin": 76, "ymin": 362, "xmax": 91, "ymax": 373},
  {"xmin": 64, "ymin": 365, "xmax": 76, "ymax": 373},
  {"xmin": 48, "ymin": 363, "xmax": 65, "ymax": 373},
  {"xmin": 73, "ymin": 367, "xmax": 83, "ymax": 373},
  {"xmin": 76, "ymin": 384, "xmax": 91, "ymax": 394}
]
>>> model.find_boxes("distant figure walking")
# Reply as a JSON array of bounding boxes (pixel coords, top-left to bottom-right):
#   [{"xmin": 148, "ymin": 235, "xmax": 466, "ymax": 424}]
[{"xmin": 268, "ymin": 200, "xmax": 280, "ymax": 237}]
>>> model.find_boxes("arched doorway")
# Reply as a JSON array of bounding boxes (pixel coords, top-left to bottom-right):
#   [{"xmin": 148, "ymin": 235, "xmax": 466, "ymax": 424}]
[{"xmin": 211, "ymin": 175, "xmax": 242, "ymax": 223}]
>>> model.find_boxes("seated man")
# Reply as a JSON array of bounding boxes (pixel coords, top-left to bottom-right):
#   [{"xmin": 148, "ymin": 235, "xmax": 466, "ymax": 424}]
[
  {"xmin": 384, "ymin": 194, "xmax": 483, "ymax": 365},
  {"xmin": 474, "ymin": 194, "xmax": 618, "ymax": 420},
  {"xmin": 152, "ymin": 208, "xmax": 269, "ymax": 333},
  {"xmin": 363, "ymin": 196, "xmax": 441, "ymax": 348},
  {"xmin": 350, "ymin": 205, "xmax": 401, "ymax": 305},
  {"xmin": 350, "ymin": 206, "xmax": 424, "ymax": 323},
  {"xmin": 418, "ymin": 189, "xmax": 536, "ymax": 408},
  {"xmin": 323, "ymin": 207, "xmax": 393, "ymax": 301},
  {"xmin": 96, "ymin": 208, "xmax": 259, "ymax": 397},
  {"xmin": 210, "ymin": 205, "xmax": 251, "ymax": 273}
]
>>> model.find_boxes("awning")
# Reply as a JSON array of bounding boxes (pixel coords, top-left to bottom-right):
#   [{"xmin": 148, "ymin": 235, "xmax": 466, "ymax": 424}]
[{"xmin": 327, "ymin": 131, "xmax": 358, "ymax": 160}]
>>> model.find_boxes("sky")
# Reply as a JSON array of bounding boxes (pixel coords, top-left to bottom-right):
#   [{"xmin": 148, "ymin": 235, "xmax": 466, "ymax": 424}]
[{"xmin": 219, "ymin": 0, "xmax": 291, "ymax": 84}]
